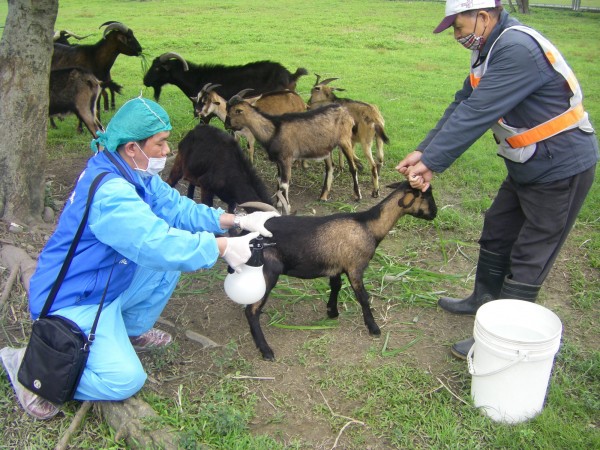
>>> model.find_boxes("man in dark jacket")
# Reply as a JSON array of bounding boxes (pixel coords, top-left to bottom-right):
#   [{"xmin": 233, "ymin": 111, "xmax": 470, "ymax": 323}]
[{"xmin": 397, "ymin": 0, "xmax": 598, "ymax": 358}]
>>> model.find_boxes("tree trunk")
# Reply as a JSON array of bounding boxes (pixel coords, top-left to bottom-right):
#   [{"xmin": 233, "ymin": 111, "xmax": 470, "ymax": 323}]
[
  {"xmin": 0, "ymin": 0, "xmax": 58, "ymax": 225},
  {"xmin": 515, "ymin": 0, "xmax": 531, "ymax": 14}
]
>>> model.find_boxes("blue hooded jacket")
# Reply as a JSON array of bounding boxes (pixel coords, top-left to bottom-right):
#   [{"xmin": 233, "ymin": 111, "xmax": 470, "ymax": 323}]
[{"xmin": 29, "ymin": 98, "xmax": 226, "ymax": 318}]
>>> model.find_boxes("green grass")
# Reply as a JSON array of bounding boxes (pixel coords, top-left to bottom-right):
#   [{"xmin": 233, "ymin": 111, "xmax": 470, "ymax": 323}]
[{"xmin": 1, "ymin": 1, "xmax": 599, "ymax": 448}]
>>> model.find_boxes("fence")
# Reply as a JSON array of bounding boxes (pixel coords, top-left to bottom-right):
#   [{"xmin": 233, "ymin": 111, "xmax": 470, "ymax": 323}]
[
  {"xmin": 424, "ymin": 0, "xmax": 600, "ymax": 12},
  {"xmin": 529, "ymin": 0, "xmax": 600, "ymax": 11}
]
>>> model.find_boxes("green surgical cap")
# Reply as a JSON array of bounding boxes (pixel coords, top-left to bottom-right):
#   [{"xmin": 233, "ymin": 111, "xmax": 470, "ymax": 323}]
[{"xmin": 90, "ymin": 96, "xmax": 172, "ymax": 153}]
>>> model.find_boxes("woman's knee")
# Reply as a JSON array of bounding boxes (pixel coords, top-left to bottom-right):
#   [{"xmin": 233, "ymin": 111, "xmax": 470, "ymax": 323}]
[
  {"xmin": 106, "ymin": 361, "xmax": 147, "ymax": 399},
  {"xmin": 78, "ymin": 358, "xmax": 147, "ymax": 401}
]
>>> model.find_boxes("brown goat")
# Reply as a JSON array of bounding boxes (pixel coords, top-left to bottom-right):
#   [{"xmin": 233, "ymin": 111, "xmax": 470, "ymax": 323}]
[
  {"xmin": 226, "ymin": 95, "xmax": 361, "ymax": 210},
  {"xmin": 193, "ymin": 84, "xmax": 307, "ymax": 163},
  {"xmin": 308, "ymin": 75, "xmax": 389, "ymax": 197},
  {"xmin": 49, "ymin": 68, "xmax": 103, "ymax": 138}
]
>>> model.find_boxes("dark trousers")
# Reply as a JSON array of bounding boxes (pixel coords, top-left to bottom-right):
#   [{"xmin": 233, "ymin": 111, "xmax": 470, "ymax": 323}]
[{"xmin": 479, "ymin": 165, "xmax": 596, "ymax": 285}]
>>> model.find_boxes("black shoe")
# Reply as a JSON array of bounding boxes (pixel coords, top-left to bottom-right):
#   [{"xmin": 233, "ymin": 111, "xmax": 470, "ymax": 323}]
[
  {"xmin": 450, "ymin": 337, "xmax": 475, "ymax": 360},
  {"xmin": 438, "ymin": 249, "xmax": 510, "ymax": 315}
]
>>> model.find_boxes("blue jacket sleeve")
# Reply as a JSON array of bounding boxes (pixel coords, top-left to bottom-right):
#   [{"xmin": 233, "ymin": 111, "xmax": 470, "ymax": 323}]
[
  {"xmin": 146, "ymin": 175, "xmax": 227, "ymax": 233},
  {"xmin": 88, "ymin": 178, "xmax": 222, "ymax": 272}
]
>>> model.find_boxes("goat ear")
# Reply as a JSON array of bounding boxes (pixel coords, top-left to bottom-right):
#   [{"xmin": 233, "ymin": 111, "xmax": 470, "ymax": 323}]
[
  {"xmin": 399, "ymin": 192, "xmax": 417, "ymax": 209},
  {"xmin": 247, "ymin": 95, "xmax": 262, "ymax": 105}
]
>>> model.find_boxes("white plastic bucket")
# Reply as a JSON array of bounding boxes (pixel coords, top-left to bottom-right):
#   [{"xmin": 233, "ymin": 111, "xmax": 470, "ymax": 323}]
[{"xmin": 468, "ymin": 299, "xmax": 562, "ymax": 424}]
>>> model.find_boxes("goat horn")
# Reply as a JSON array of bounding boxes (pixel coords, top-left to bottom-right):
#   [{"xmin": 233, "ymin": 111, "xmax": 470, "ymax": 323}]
[
  {"xmin": 202, "ymin": 83, "xmax": 222, "ymax": 93},
  {"xmin": 64, "ymin": 30, "xmax": 88, "ymax": 40},
  {"xmin": 158, "ymin": 52, "xmax": 189, "ymax": 71},
  {"xmin": 101, "ymin": 22, "xmax": 129, "ymax": 38},
  {"xmin": 235, "ymin": 88, "xmax": 255, "ymax": 99},
  {"xmin": 227, "ymin": 95, "xmax": 245, "ymax": 106},
  {"xmin": 238, "ymin": 202, "xmax": 279, "ymax": 213},
  {"xmin": 313, "ymin": 73, "xmax": 322, "ymax": 86},
  {"xmin": 319, "ymin": 77, "xmax": 339, "ymax": 86}
]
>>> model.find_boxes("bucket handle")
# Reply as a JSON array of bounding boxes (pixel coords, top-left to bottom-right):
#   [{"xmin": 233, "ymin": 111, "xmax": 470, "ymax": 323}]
[{"xmin": 467, "ymin": 344, "xmax": 528, "ymax": 377}]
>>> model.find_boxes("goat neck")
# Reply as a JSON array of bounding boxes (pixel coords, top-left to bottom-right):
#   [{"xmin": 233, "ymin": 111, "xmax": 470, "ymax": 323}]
[
  {"xmin": 364, "ymin": 188, "xmax": 421, "ymax": 242},
  {"xmin": 229, "ymin": 105, "xmax": 275, "ymax": 146}
]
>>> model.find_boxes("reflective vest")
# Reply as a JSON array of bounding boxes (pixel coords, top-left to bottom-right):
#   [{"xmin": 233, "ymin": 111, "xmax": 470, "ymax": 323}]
[{"xmin": 470, "ymin": 26, "xmax": 594, "ymax": 163}]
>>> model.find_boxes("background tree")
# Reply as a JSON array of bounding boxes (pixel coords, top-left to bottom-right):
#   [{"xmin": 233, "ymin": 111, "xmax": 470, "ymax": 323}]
[
  {"xmin": 515, "ymin": 0, "xmax": 530, "ymax": 14},
  {"xmin": 0, "ymin": 0, "xmax": 58, "ymax": 225}
]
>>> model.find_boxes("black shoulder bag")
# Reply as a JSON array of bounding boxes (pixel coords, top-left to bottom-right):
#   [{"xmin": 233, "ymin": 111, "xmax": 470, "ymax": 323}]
[{"xmin": 18, "ymin": 172, "xmax": 115, "ymax": 405}]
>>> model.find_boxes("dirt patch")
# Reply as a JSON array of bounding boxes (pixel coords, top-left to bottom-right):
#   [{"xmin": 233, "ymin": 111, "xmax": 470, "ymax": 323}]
[{"xmin": 1, "ymin": 149, "xmax": 597, "ymax": 448}]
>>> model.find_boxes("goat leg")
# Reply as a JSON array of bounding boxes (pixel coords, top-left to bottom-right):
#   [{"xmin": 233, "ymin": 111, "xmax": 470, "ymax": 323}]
[
  {"xmin": 188, "ymin": 184, "xmax": 197, "ymax": 200},
  {"xmin": 319, "ymin": 154, "xmax": 334, "ymax": 201},
  {"xmin": 326, "ymin": 275, "xmax": 342, "ymax": 319},
  {"xmin": 244, "ymin": 300, "xmax": 276, "ymax": 361},
  {"xmin": 347, "ymin": 271, "xmax": 380, "ymax": 336},
  {"xmin": 339, "ymin": 142, "xmax": 362, "ymax": 201}
]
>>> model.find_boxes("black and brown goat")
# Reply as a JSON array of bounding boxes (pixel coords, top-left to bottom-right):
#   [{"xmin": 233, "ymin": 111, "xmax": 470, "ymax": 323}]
[
  {"xmin": 226, "ymin": 95, "xmax": 361, "ymax": 210},
  {"xmin": 308, "ymin": 75, "xmax": 389, "ymax": 198},
  {"xmin": 167, "ymin": 124, "xmax": 275, "ymax": 212},
  {"xmin": 243, "ymin": 181, "xmax": 437, "ymax": 360}
]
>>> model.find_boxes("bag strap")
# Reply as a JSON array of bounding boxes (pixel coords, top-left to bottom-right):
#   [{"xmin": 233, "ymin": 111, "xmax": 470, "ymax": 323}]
[{"xmin": 39, "ymin": 172, "xmax": 111, "ymax": 318}]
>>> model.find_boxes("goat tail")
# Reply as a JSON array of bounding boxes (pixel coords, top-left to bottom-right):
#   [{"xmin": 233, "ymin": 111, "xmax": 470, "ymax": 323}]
[
  {"xmin": 292, "ymin": 67, "xmax": 309, "ymax": 80},
  {"xmin": 375, "ymin": 124, "xmax": 390, "ymax": 144}
]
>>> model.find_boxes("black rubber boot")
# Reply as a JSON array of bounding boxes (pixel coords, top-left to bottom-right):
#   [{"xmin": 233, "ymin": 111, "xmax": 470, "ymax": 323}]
[
  {"xmin": 450, "ymin": 277, "xmax": 541, "ymax": 360},
  {"xmin": 438, "ymin": 249, "xmax": 510, "ymax": 315},
  {"xmin": 451, "ymin": 337, "xmax": 475, "ymax": 360},
  {"xmin": 499, "ymin": 276, "xmax": 541, "ymax": 302}
]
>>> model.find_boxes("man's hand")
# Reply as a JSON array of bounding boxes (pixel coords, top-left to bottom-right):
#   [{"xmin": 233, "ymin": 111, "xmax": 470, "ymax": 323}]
[
  {"xmin": 395, "ymin": 151, "xmax": 423, "ymax": 175},
  {"xmin": 406, "ymin": 162, "xmax": 433, "ymax": 192}
]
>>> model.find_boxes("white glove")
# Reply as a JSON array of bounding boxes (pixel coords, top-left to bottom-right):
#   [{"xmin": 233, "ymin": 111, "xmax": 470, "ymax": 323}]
[
  {"xmin": 222, "ymin": 232, "xmax": 260, "ymax": 273},
  {"xmin": 239, "ymin": 211, "xmax": 280, "ymax": 237}
]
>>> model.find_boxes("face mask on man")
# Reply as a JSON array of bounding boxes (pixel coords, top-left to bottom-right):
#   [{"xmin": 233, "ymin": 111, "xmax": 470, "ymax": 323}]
[
  {"xmin": 456, "ymin": 14, "xmax": 487, "ymax": 51},
  {"xmin": 133, "ymin": 142, "xmax": 166, "ymax": 176}
]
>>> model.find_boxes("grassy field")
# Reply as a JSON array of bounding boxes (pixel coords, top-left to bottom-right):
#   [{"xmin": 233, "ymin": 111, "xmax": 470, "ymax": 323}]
[{"xmin": 1, "ymin": 1, "xmax": 599, "ymax": 448}]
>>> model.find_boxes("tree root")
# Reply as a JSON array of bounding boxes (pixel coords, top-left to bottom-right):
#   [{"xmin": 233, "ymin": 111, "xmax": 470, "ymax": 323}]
[
  {"xmin": 54, "ymin": 401, "xmax": 93, "ymax": 450},
  {"xmin": 97, "ymin": 397, "xmax": 180, "ymax": 449}
]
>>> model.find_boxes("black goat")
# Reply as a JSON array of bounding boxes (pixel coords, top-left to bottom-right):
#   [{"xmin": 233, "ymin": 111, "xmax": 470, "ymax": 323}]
[
  {"xmin": 49, "ymin": 68, "xmax": 103, "ymax": 138},
  {"xmin": 143, "ymin": 52, "xmax": 308, "ymax": 116},
  {"xmin": 167, "ymin": 124, "xmax": 274, "ymax": 213},
  {"xmin": 244, "ymin": 181, "xmax": 437, "ymax": 360}
]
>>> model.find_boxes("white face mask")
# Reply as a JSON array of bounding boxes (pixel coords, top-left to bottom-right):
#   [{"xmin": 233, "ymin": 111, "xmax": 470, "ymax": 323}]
[{"xmin": 133, "ymin": 142, "xmax": 166, "ymax": 176}]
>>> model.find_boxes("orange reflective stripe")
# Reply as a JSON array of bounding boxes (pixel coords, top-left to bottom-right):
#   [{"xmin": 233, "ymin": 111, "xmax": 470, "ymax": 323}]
[
  {"xmin": 505, "ymin": 103, "xmax": 585, "ymax": 148},
  {"xmin": 470, "ymin": 73, "xmax": 480, "ymax": 88},
  {"xmin": 545, "ymin": 50, "xmax": 556, "ymax": 64}
]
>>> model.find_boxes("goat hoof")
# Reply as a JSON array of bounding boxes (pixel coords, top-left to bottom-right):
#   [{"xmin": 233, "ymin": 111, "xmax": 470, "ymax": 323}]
[
  {"xmin": 262, "ymin": 353, "xmax": 275, "ymax": 362},
  {"xmin": 371, "ymin": 190, "xmax": 380, "ymax": 198},
  {"xmin": 327, "ymin": 309, "xmax": 339, "ymax": 319},
  {"xmin": 369, "ymin": 328, "xmax": 381, "ymax": 337}
]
